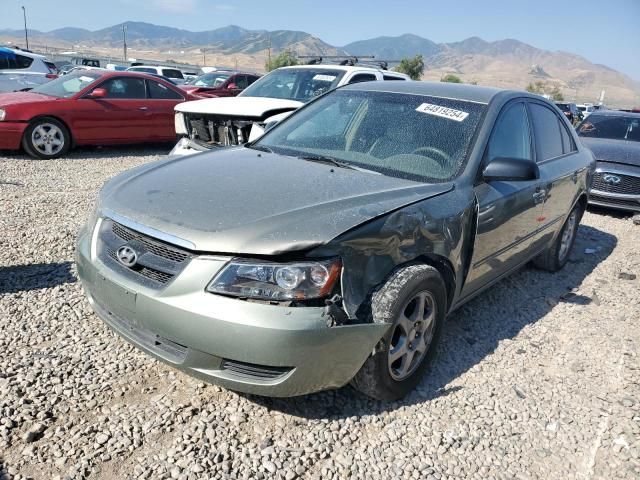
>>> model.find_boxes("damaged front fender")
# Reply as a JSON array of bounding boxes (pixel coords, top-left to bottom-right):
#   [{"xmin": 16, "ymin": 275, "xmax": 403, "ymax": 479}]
[{"xmin": 310, "ymin": 188, "xmax": 477, "ymax": 318}]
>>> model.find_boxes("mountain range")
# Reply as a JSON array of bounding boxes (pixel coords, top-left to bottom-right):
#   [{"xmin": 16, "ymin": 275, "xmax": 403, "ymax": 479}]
[{"xmin": 1, "ymin": 21, "xmax": 638, "ymax": 107}]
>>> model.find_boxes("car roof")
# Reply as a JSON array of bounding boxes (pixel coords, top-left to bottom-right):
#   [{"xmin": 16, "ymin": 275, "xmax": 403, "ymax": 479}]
[
  {"xmin": 341, "ymin": 80, "xmax": 515, "ymax": 105},
  {"xmin": 0, "ymin": 46, "xmax": 46, "ymax": 59},
  {"xmin": 587, "ymin": 109, "xmax": 640, "ymax": 118},
  {"xmin": 279, "ymin": 64, "xmax": 396, "ymax": 74}
]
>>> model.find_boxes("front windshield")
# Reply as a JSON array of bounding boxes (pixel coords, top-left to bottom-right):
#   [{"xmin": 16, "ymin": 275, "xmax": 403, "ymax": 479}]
[
  {"xmin": 255, "ymin": 90, "xmax": 486, "ymax": 182},
  {"xmin": 30, "ymin": 71, "xmax": 101, "ymax": 98},
  {"xmin": 578, "ymin": 114, "xmax": 640, "ymax": 142},
  {"xmin": 192, "ymin": 73, "xmax": 230, "ymax": 88},
  {"xmin": 239, "ymin": 68, "xmax": 346, "ymax": 102}
]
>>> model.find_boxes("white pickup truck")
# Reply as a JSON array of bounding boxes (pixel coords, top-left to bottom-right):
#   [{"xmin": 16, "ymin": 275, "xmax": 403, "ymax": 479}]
[{"xmin": 171, "ymin": 64, "xmax": 410, "ymax": 156}]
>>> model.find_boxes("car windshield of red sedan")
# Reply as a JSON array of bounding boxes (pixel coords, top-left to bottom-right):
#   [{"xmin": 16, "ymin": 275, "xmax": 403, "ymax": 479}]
[
  {"xmin": 192, "ymin": 73, "xmax": 230, "ymax": 88},
  {"xmin": 31, "ymin": 71, "xmax": 101, "ymax": 98}
]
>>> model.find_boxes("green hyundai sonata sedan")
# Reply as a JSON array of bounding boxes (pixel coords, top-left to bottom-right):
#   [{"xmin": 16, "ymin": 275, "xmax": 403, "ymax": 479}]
[{"xmin": 76, "ymin": 81, "xmax": 594, "ymax": 400}]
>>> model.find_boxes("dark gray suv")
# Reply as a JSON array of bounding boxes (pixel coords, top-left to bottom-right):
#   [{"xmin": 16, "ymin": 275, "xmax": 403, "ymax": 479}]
[{"xmin": 76, "ymin": 81, "xmax": 594, "ymax": 400}]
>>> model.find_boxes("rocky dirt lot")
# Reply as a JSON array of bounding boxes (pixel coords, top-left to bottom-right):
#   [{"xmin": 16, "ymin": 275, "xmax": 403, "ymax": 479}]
[{"xmin": 0, "ymin": 148, "xmax": 638, "ymax": 480}]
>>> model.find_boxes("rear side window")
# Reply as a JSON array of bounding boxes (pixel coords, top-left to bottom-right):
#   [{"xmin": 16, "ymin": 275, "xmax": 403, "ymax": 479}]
[
  {"xmin": 234, "ymin": 75, "xmax": 248, "ymax": 89},
  {"xmin": 162, "ymin": 69, "xmax": 184, "ymax": 79},
  {"xmin": 146, "ymin": 80, "xmax": 183, "ymax": 100},
  {"xmin": 0, "ymin": 54, "xmax": 34, "ymax": 70},
  {"xmin": 15, "ymin": 54, "xmax": 34, "ymax": 69},
  {"xmin": 349, "ymin": 73, "xmax": 377, "ymax": 84},
  {"xmin": 559, "ymin": 122, "xmax": 577, "ymax": 154},
  {"xmin": 99, "ymin": 77, "xmax": 146, "ymax": 99},
  {"xmin": 44, "ymin": 61, "xmax": 58, "ymax": 74},
  {"xmin": 383, "ymin": 75, "xmax": 405, "ymax": 81},
  {"xmin": 487, "ymin": 102, "xmax": 532, "ymax": 162},
  {"xmin": 529, "ymin": 103, "xmax": 565, "ymax": 161}
]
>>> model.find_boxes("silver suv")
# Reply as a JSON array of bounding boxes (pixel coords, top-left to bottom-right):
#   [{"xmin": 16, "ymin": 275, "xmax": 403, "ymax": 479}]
[{"xmin": 0, "ymin": 47, "xmax": 58, "ymax": 93}]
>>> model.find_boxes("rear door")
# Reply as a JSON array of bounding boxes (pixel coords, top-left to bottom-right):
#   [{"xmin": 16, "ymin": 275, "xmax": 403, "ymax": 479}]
[
  {"xmin": 145, "ymin": 79, "xmax": 186, "ymax": 139},
  {"xmin": 527, "ymin": 100, "xmax": 584, "ymax": 249},
  {"xmin": 462, "ymin": 101, "xmax": 545, "ymax": 296},
  {"xmin": 72, "ymin": 76, "xmax": 151, "ymax": 143}
]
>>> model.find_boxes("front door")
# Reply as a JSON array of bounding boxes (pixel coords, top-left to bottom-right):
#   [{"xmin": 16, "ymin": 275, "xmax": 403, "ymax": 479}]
[
  {"xmin": 462, "ymin": 101, "xmax": 545, "ymax": 297},
  {"xmin": 72, "ymin": 76, "xmax": 151, "ymax": 143}
]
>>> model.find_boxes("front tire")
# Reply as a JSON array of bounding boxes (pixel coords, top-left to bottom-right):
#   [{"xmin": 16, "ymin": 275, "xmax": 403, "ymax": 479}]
[
  {"xmin": 351, "ymin": 265, "xmax": 446, "ymax": 401},
  {"xmin": 22, "ymin": 117, "xmax": 70, "ymax": 159},
  {"xmin": 533, "ymin": 203, "xmax": 583, "ymax": 272}
]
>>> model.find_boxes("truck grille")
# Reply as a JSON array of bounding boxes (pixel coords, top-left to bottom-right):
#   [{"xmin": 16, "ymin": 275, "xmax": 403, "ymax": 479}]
[
  {"xmin": 592, "ymin": 172, "xmax": 640, "ymax": 195},
  {"xmin": 97, "ymin": 219, "xmax": 193, "ymax": 288}
]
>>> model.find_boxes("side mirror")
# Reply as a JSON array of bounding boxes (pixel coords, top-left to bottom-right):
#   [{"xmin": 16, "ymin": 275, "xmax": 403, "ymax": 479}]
[
  {"xmin": 86, "ymin": 88, "xmax": 107, "ymax": 99},
  {"xmin": 483, "ymin": 157, "xmax": 539, "ymax": 182},
  {"xmin": 227, "ymin": 83, "xmax": 238, "ymax": 90}
]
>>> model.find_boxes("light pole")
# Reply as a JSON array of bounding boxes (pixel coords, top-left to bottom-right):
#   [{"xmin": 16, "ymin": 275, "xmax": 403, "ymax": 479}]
[
  {"xmin": 122, "ymin": 25, "xmax": 127, "ymax": 62},
  {"xmin": 202, "ymin": 48, "xmax": 206, "ymax": 66},
  {"xmin": 21, "ymin": 6, "xmax": 29, "ymax": 50}
]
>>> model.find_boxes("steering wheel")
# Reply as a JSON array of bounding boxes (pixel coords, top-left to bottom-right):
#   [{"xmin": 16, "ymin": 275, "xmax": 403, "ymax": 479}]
[{"xmin": 410, "ymin": 147, "xmax": 451, "ymax": 168}]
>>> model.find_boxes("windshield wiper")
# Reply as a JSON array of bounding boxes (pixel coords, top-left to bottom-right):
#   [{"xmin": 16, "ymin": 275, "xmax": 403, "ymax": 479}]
[
  {"xmin": 246, "ymin": 144, "xmax": 273, "ymax": 153},
  {"xmin": 297, "ymin": 154, "xmax": 357, "ymax": 170}
]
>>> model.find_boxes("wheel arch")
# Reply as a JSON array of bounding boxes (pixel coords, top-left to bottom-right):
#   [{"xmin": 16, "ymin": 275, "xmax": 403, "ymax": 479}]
[
  {"xmin": 24, "ymin": 114, "xmax": 75, "ymax": 147},
  {"xmin": 354, "ymin": 254, "xmax": 457, "ymax": 323}
]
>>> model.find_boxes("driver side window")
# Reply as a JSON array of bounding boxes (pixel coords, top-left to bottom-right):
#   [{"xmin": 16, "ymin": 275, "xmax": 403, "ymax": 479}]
[{"xmin": 487, "ymin": 102, "xmax": 532, "ymax": 162}]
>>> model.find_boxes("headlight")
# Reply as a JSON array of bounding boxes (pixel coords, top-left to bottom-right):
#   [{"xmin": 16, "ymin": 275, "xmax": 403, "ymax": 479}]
[
  {"xmin": 174, "ymin": 112, "xmax": 187, "ymax": 135},
  {"xmin": 207, "ymin": 258, "xmax": 342, "ymax": 301},
  {"xmin": 0, "ymin": 109, "xmax": 5, "ymax": 121}
]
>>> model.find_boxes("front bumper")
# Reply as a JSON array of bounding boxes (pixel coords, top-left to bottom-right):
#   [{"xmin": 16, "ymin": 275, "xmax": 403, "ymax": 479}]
[
  {"xmin": 588, "ymin": 163, "xmax": 640, "ymax": 212},
  {"xmin": 0, "ymin": 121, "xmax": 27, "ymax": 150},
  {"xmin": 168, "ymin": 137, "xmax": 212, "ymax": 157},
  {"xmin": 75, "ymin": 223, "xmax": 389, "ymax": 397}
]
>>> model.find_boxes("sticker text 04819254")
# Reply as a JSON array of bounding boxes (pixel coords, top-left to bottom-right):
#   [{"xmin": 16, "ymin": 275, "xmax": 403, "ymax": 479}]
[{"xmin": 415, "ymin": 103, "xmax": 469, "ymax": 122}]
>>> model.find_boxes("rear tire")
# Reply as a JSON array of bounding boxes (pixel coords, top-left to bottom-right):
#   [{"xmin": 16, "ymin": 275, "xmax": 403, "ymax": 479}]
[
  {"xmin": 22, "ymin": 117, "xmax": 71, "ymax": 159},
  {"xmin": 533, "ymin": 203, "xmax": 583, "ymax": 272},
  {"xmin": 351, "ymin": 265, "xmax": 446, "ymax": 401}
]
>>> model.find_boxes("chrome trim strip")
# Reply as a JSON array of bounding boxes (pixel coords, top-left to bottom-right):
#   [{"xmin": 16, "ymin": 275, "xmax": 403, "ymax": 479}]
[
  {"xmin": 590, "ymin": 189, "xmax": 640, "ymax": 200},
  {"xmin": 101, "ymin": 208, "xmax": 197, "ymax": 251},
  {"xmin": 90, "ymin": 217, "xmax": 103, "ymax": 261},
  {"xmin": 595, "ymin": 166, "xmax": 640, "ymax": 177}
]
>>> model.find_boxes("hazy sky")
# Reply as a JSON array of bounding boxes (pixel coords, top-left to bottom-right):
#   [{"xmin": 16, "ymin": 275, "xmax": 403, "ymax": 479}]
[{"xmin": 3, "ymin": 0, "xmax": 640, "ymax": 79}]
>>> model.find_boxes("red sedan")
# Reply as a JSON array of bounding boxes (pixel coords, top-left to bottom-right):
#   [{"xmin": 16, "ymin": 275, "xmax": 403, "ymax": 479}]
[
  {"xmin": 180, "ymin": 71, "xmax": 261, "ymax": 98},
  {"xmin": 0, "ymin": 70, "xmax": 200, "ymax": 159}
]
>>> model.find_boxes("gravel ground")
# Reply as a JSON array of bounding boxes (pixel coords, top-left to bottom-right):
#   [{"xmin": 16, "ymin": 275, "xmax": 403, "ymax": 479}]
[{"xmin": 1, "ymin": 147, "xmax": 639, "ymax": 480}]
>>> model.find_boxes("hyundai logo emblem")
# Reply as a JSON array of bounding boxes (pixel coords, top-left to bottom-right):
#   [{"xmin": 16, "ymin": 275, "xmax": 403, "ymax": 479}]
[
  {"xmin": 116, "ymin": 246, "xmax": 138, "ymax": 267},
  {"xmin": 603, "ymin": 174, "xmax": 621, "ymax": 185}
]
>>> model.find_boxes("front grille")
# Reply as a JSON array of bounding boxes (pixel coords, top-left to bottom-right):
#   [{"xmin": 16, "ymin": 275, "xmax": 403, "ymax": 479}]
[
  {"xmin": 112, "ymin": 222, "xmax": 189, "ymax": 263},
  {"xmin": 98, "ymin": 219, "xmax": 193, "ymax": 288},
  {"xmin": 592, "ymin": 172, "xmax": 640, "ymax": 195},
  {"xmin": 220, "ymin": 359, "xmax": 292, "ymax": 380},
  {"xmin": 590, "ymin": 194, "xmax": 640, "ymax": 210}
]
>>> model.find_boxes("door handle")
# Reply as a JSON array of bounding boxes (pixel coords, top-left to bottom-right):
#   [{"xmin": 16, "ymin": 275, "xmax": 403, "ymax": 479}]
[
  {"xmin": 532, "ymin": 190, "xmax": 546, "ymax": 204},
  {"xmin": 139, "ymin": 106, "xmax": 149, "ymax": 111}
]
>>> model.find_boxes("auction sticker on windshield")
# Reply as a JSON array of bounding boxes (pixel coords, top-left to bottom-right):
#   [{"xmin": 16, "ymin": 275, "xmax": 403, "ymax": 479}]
[
  {"xmin": 313, "ymin": 74, "xmax": 337, "ymax": 82},
  {"xmin": 415, "ymin": 103, "xmax": 469, "ymax": 122}
]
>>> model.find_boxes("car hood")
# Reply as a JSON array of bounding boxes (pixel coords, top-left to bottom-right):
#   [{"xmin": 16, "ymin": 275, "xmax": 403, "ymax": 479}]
[
  {"xmin": 580, "ymin": 137, "xmax": 640, "ymax": 167},
  {"xmin": 100, "ymin": 148, "xmax": 453, "ymax": 255},
  {"xmin": 174, "ymin": 96, "xmax": 303, "ymax": 119},
  {"xmin": 0, "ymin": 91, "xmax": 55, "ymax": 107}
]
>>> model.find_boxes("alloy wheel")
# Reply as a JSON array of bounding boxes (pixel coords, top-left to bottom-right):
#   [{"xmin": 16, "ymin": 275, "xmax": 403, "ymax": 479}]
[
  {"xmin": 558, "ymin": 210, "xmax": 578, "ymax": 262},
  {"xmin": 31, "ymin": 123, "xmax": 65, "ymax": 156},
  {"xmin": 388, "ymin": 290, "xmax": 437, "ymax": 381}
]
